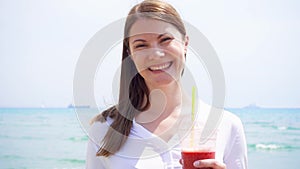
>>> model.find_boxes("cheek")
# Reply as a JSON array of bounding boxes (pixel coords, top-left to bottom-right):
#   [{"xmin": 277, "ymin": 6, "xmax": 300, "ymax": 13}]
[
  {"xmin": 131, "ymin": 56, "xmax": 145, "ymax": 72},
  {"xmin": 166, "ymin": 43, "xmax": 185, "ymax": 64},
  {"xmin": 167, "ymin": 44, "xmax": 186, "ymax": 71},
  {"xmin": 167, "ymin": 41, "xmax": 185, "ymax": 55}
]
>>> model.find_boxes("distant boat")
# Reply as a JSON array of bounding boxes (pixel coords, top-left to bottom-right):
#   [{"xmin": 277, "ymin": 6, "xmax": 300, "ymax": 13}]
[
  {"xmin": 67, "ymin": 104, "xmax": 90, "ymax": 108},
  {"xmin": 243, "ymin": 103, "xmax": 261, "ymax": 109}
]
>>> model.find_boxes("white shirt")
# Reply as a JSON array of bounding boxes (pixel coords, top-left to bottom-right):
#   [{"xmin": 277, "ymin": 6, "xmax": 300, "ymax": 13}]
[{"xmin": 86, "ymin": 101, "xmax": 248, "ymax": 169}]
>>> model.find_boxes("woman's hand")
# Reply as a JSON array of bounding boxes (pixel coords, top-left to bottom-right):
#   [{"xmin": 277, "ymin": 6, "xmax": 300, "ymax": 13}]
[
  {"xmin": 193, "ymin": 159, "xmax": 226, "ymax": 169},
  {"xmin": 180, "ymin": 159, "xmax": 226, "ymax": 169}
]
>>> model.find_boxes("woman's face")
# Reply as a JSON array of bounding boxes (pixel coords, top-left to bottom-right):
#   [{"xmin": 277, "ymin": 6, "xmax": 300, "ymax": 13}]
[{"xmin": 128, "ymin": 18, "xmax": 188, "ymax": 89}]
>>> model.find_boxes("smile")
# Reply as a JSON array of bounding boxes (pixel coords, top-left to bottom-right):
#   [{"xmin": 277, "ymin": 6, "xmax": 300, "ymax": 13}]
[{"xmin": 148, "ymin": 62, "xmax": 172, "ymax": 71}]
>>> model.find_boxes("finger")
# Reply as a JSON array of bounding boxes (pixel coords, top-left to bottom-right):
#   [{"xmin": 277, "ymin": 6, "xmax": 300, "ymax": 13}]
[{"xmin": 193, "ymin": 159, "xmax": 226, "ymax": 169}]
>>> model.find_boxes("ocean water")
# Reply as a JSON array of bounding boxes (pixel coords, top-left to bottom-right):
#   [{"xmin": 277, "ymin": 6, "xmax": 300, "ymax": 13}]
[
  {"xmin": 0, "ymin": 108, "xmax": 87, "ymax": 169},
  {"xmin": 0, "ymin": 108, "xmax": 300, "ymax": 169},
  {"xmin": 228, "ymin": 108, "xmax": 300, "ymax": 169}
]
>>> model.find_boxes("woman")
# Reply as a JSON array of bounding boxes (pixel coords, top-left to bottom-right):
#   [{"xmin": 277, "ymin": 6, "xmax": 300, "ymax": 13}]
[{"xmin": 86, "ymin": 0, "xmax": 247, "ymax": 168}]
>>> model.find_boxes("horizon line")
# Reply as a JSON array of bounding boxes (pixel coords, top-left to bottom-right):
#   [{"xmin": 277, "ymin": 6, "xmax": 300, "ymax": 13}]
[{"xmin": 1, "ymin": 106, "xmax": 300, "ymax": 109}]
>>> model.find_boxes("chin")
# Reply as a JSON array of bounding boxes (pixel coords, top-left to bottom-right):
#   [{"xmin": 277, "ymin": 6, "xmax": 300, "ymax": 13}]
[{"xmin": 147, "ymin": 77, "xmax": 180, "ymax": 89}]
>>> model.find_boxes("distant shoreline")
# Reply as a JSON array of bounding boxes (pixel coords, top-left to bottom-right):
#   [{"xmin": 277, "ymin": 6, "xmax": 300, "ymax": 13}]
[{"xmin": 0, "ymin": 107, "xmax": 300, "ymax": 109}]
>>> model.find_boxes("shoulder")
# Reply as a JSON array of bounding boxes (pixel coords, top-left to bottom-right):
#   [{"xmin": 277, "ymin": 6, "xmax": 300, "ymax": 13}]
[
  {"xmin": 88, "ymin": 117, "xmax": 111, "ymax": 144},
  {"xmin": 197, "ymin": 101, "xmax": 241, "ymax": 127},
  {"xmin": 221, "ymin": 110, "xmax": 244, "ymax": 133},
  {"xmin": 198, "ymin": 101, "xmax": 243, "ymax": 128},
  {"xmin": 198, "ymin": 101, "xmax": 244, "ymax": 136}
]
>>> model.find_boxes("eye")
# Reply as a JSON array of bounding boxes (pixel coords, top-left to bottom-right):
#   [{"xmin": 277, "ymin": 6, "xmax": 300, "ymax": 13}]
[
  {"xmin": 134, "ymin": 44, "xmax": 147, "ymax": 49},
  {"xmin": 160, "ymin": 37, "xmax": 173, "ymax": 43}
]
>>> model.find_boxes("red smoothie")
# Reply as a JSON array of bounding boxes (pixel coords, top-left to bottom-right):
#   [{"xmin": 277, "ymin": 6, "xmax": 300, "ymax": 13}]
[{"xmin": 181, "ymin": 151, "xmax": 215, "ymax": 169}]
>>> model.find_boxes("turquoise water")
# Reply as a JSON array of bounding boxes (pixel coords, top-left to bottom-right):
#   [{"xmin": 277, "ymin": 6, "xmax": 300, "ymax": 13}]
[
  {"xmin": 228, "ymin": 108, "xmax": 300, "ymax": 169},
  {"xmin": 0, "ymin": 108, "xmax": 87, "ymax": 169},
  {"xmin": 0, "ymin": 108, "xmax": 300, "ymax": 169}
]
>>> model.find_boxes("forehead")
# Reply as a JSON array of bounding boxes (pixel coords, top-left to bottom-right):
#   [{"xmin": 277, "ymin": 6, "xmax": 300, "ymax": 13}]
[{"xmin": 128, "ymin": 18, "xmax": 182, "ymax": 39}]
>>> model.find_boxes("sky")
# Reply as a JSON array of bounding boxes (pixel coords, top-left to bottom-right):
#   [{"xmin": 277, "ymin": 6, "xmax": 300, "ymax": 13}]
[{"xmin": 0, "ymin": 0, "xmax": 299, "ymax": 108}]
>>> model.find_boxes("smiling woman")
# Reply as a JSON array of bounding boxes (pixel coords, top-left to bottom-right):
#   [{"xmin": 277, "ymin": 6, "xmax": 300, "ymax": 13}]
[
  {"xmin": 128, "ymin": 18, "xmax": 188, "ymax": 89},
  {"xmin": 85, "ymin": 0, "xmax": 247, "ymax": 169}
]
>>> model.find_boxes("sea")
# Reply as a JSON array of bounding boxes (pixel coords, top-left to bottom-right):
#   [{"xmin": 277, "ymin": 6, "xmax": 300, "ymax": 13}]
[{"xmin": 0, "ymin": 107, "xmax": 299, "ymax": 169}]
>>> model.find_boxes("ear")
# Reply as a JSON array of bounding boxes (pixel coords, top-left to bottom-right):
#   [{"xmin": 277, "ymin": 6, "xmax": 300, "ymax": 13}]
[{"xmin": 183, "ymin": 35, "xmax": 189, "ymax": 54}]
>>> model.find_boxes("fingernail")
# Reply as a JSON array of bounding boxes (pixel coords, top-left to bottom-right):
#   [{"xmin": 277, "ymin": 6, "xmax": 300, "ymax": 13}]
[{"xmin": 193, "ymin": 161, "xmax": 200, "ymax": 166}]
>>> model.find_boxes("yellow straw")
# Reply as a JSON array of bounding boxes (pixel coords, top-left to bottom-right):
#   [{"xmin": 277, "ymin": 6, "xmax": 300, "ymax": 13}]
[
  {"xmin": 190, "ymin": 86, "xmax": 196, "ymax": 147},
  {"xmin": 191, "ymin": 86, "xmax": 196, "ymax": 121}
]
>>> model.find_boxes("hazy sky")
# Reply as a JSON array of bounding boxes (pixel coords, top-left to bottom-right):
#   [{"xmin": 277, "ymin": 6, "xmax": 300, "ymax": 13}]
[{"xmin": 0, "ymin": 0, "xmax": 299, "ymax": 108}]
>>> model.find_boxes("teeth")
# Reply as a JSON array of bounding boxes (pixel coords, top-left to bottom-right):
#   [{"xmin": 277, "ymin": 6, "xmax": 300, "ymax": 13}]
[{"xmin": 149, "ymin": 62, "xmax": 171, "ymax": 71}]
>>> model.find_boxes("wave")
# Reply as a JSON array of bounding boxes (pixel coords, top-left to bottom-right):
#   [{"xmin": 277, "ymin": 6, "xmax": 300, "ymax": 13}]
[
  {"xmin": 1, "ymin": 155, "xmax": 24, "ymax": 160},
  {"xmin": 272, "ymin": 125, "xmax": 300, "ymax": 131},
  {"xmin": 59, "ymin": 158, "xmax": 85, "ymax": 164},
  {"xmin": 277, "ymin": 126, "xmax": 288, "ymax": 130},
  {"xmin": 67, "ymin": 136, "xmax": 88, "ymax": 142},
  {"xmin": 255, "ymin": 123, "xmax": 300, "ymax": 131},
  {"xmin": 287, "ymin": 126, "xmax": 300, "ymax": 131},
  {"xmin": 256, "ymin": 144, "xmax": 284, "ymax": 150},
  {"xmin": 248, "ymin": 143, "xmax": 298, "ymax": 151}
]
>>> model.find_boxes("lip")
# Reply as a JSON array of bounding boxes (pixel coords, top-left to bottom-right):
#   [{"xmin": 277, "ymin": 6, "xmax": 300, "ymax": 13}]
[{"xmin": 148, "ymin": 61, "xmax": 173, "ymax": 72}]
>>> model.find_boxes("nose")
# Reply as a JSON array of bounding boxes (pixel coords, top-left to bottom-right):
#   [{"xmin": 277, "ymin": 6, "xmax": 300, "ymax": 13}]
[{"xmin": 148, "ymin": 47, "xmax": 165, "ymax": 60}]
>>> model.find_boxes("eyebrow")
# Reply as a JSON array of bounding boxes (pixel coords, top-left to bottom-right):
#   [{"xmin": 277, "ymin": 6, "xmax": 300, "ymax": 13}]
[
  {"xmin": 132, "ymin": 39, "xmax": 146, "ymax": 44},
  {"xmin": 132, "ymin": 33, "xmax": 169, "ymax": 44}
]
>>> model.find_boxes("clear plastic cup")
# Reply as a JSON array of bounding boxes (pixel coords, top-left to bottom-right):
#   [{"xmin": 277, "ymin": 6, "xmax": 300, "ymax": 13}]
[{"xmin": 180, "ymin": 127, "xmax": 217, "ymax": 169}]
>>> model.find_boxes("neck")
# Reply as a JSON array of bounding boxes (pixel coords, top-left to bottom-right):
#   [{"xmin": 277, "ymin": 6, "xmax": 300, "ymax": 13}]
[
  {"xmin": 152, "ymin": 81, "xmax": 182, "ymax": 106},
  {"xmin": 135, "ymin": 81, "xmax": 190, "ymax": 124}
]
